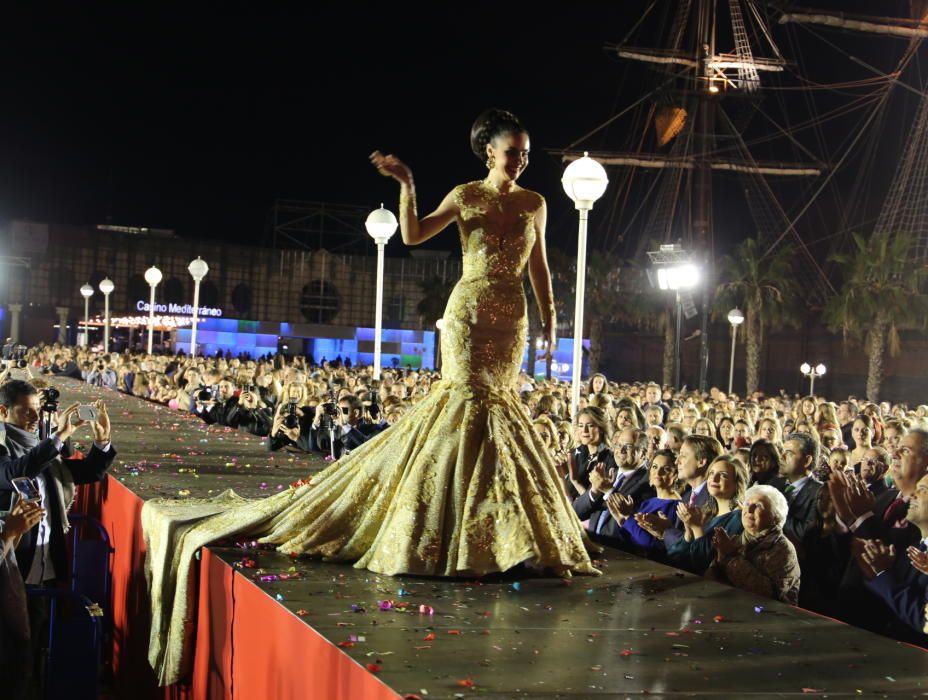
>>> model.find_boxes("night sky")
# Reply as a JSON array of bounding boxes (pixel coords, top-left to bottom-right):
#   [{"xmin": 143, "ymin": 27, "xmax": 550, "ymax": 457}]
[{"xmin": 0, "ymin": 1, "xmax": 921, "ymax": 255}]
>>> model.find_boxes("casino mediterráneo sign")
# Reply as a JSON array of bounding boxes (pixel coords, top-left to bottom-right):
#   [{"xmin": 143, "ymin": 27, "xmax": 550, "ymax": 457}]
[{"xmin": 136, "ymin": 300, "xmax": 223, "ymax": 317}]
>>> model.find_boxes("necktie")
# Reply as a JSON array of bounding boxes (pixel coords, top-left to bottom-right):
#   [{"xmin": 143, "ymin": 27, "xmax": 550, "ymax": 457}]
[
  {"xmin": 784, "ymin": 484, "xmax": 796, "ymax": 502},
  {"xmin": 688, "ymin": 490, "xmax": 697, "ymax": 507},
  {"xmin": 883, "ymin": 497, "xmax": 908, "ymax": 527}
]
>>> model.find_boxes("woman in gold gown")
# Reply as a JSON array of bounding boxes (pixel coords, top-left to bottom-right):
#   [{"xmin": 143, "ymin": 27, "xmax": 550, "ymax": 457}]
[{"xmin": 143, "ymin": 109, "xmax": 598, "ymax": 685}]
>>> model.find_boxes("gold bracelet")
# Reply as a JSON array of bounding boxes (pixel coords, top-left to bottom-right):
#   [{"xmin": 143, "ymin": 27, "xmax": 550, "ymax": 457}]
[{"xmin": 400, "ymin": 187, "xmax": 417, "ymax": 213}]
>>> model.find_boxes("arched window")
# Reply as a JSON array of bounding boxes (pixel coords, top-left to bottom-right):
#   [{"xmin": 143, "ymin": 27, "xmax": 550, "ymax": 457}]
[
  {"xmin": 163, "ymin": 277, "xmax": 185, "ymax": 305},
  {"xmin": 231, "ymin": 283, "xmax": 252, "ymax": 315},
  {"xmin": 127, "ymin": 274, "xmax": 148, "ymax": 305},
  {"xmin": 300, "ymin": 281, "xmax": 339, "ymax": 323},
  {"xmin": 198, "ymin": 280, "xmax": 220, "ymax": 308}
]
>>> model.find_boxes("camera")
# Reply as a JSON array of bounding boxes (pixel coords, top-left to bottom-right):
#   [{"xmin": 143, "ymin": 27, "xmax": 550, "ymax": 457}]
[
  {"xmin": 364, "ymin": 391, "xmax": 379, "ymax": 419},
  {"xmin": 283, "ymin": 402, "xmax": 301, "ymax": 430},
  {"xmin": 40, "ymin": 386, "xmax": 60, "ymax": 413},
  {"xmin": 196, "ymin": 384, "xmax": 214, "ymax": 402},
  {"xmin": 16, "ymin": 359, "xmax": 27, "ymax": 369},
  {"xmin": 317, "ymin": 402, "xmax": 338, "ymax": 432}
]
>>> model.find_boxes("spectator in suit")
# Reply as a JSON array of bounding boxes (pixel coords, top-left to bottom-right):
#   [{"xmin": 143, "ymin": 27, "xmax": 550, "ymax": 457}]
[
  {"xmin": 831, "ymin": 429, "xmax": 928, "ymax": 631},
  {"xmin": 710, "ymin": 484, "xmax": 800, "ymax": 603},
  {"xmin": 858, "ymin": 447, "xmax": 891, "ymax": 497},
  {"xmin": 854, "ymin": 473, "xmax": 928, "ymax": 643},
  {"xmin": 781, "ymin": 432, "xmax": 824, "ymax": 552},
  {"xmin": 573, "ymin": 428, "xmax": 654, "ymax": 539}
]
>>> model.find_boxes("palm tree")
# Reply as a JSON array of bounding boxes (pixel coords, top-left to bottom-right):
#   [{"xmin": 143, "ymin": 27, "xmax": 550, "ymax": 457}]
[
  {"xmin": 416, "ymin": 276, "xmax": 454, "ymax": 327},
  {"xmin": 823, "ymin": 231, "xmax": 928, "ymax": 401},
  {"xmin": 417, "ymin": 276, "xmax": 455, "ymax": 370},
  {"xmin": 715, "ymin": 237, "xmax": 802, "ymax": 395},
  {"xmin": 547, "ymin": 248, "xmax": 629, "ymax": 376},
  {"xmin": 625, "ymin": 288, "xmax": 676, "ymax": 386}
]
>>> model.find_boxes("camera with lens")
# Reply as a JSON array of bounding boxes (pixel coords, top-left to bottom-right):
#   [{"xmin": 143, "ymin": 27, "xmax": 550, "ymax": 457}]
[
  {"xmin": 364, "ymin": 391, "xmax": 379, "ymax": 419},
  {"xmin": 196, "ymin": 384, "xmax": 214, "ymax": 402},
  {"xmin": 283, "ymin": 402, "xmax": 301, "ymax": 430},
  {"xmin": 16, "ymin": 359, "xmax": 27, "ymax": 369},
  {"xmin": 317, "ymin": 401, "xmax": 338, "ymax": 432},
  {"xmin": 40, "ymin": 386, "xmax": 60, "ymax": 413}
]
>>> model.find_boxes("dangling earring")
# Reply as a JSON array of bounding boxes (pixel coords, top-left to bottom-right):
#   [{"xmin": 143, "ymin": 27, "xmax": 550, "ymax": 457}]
[{"xmin": 486, "ymin": 154, "xmax": 495, "ymax": 170}]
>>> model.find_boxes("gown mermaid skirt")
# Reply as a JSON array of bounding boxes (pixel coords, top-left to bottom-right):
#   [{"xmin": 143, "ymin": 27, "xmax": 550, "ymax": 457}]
[{"xmin": 143, "ymin": 181, "xmax": 598, "ymax": 684}]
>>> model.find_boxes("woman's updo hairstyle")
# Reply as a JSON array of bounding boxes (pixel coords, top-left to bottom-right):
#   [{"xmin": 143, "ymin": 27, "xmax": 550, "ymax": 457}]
[{"xmin": 470, "ymin": 109, "xmax": 527, "ymax": 161}]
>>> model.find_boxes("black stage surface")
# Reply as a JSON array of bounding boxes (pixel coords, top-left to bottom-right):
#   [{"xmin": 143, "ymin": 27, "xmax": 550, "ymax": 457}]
[{"xmin": 53, "ymin": 379, "xmax": 928, "ymax": 698}]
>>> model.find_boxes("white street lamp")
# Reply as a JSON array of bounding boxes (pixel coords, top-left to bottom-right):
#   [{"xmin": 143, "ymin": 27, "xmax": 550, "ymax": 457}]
[
  {"xmin": 188, "ymin": 257, "xmax": 209, "ymax": 358},
  {"xmin": 562, "ymin": 151, "xmax": 608, "ymax": 418},
  {"xmin": 365, "ymin": 204, "xmax": 399, "ymax": 381},
  {"xmin": 800, "ymin": 362, "xmax": 826, "ymax": 395},
  {"xmin": 98, "ymin": 277, "xmax": 115, "ymax": 353},
  {"xmin": 144, "ymin": 265, "xmax": 163, "ymax": 356},
  {"xmin": 726, "ymin": 308, "xmax": 744, "ymax": 395},
  {"xmin": 80, "ymin": 283, "xmax": 94, "ymax": 348}
]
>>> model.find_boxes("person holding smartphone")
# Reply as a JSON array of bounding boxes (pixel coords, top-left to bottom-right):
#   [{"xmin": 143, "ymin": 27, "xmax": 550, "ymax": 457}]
[{"xmin": 0, "ymin": 380, "xmax": 116, "ymax": 584}]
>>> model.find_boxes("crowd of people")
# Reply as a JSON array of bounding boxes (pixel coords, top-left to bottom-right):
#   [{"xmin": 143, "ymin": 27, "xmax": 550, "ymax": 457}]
[{"xmin": 2, "ymin": 341, "xmax": 927, "ymax": 694}]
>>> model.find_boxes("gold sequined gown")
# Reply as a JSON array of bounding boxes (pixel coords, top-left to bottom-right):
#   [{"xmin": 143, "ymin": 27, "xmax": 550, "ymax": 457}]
[{"xmin": 143, "ymin": 181, "xmax": 597, "ymax": 684}]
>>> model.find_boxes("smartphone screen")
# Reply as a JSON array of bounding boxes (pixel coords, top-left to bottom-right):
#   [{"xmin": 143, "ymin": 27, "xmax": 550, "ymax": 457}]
[{"xmin": 12, "ymin": 477, "xmax": 41, "ymax": 503}]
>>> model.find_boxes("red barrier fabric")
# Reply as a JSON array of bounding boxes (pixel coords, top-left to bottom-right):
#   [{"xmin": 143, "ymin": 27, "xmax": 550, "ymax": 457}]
[{"xmin": 77, "ymin": 478, "xmax": 400, "ymax": 700}]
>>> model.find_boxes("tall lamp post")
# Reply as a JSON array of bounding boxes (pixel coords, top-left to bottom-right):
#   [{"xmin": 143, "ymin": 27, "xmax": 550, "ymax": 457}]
[
  {"xmin": 144, "ymin": 265, "xmax": 163, "ymax": 355},
  {"xmin": 188, "ymin": 257, "xmax": 209, "ymax": 358},
  {"xmin": 562, "ymin": 152, "xmax": 609, "ymax": 419},
  {"xmin": 80, "ymin": 284, "xmax": 94, "ymax": 348},
  {"xmin": 99, "ymin": 277, "xmax": 115, "ymax": 353},
  {"xmin": 647, "ymin": 244, "xmax": 699, "ymax": 390},
  {"xmin": 365, "ymin": 204, "xmax": 398, "ymax": 381},
  {"xmin": 800, "ymin": 362, "xmax": 826, "ymax": 395},
  {"xmin": 726, "ymin": 308, "xmax": 744, "ymax": 394}
]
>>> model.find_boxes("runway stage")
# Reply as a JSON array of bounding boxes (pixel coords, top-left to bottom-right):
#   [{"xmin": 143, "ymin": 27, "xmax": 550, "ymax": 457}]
[{"xmin": 51, "ymin": 379, "xmax": 928, "ymax": 698}]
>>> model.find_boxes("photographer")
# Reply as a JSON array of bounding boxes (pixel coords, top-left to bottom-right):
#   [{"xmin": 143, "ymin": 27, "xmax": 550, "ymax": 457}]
[
  {"xmin": 310, "ymin": 394, "xmax": 386, "ymax": 459},
  {"xmin": 193, "ymin": 377, "xmax": 239, "ymax": 426},
  {"xmin": 227, "ymin": 385, "xmax": 273, "ymax": 436},
  {"xmin": 268, "ymin": 383, "xmax": 315, "ymax": 452},
  {"xmin": 85, "ymin": 356, "xmax": 118, "ymax": 389}
]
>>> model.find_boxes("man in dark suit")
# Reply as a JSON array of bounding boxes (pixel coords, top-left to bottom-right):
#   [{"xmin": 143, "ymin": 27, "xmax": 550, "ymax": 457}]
[
  {"xmin": 780, "ymin": 432, "xmax": 825, "ymax": 609},
  {"xmin": 781, "ymin": 432, "xmax": 824, "ymax": 550},
  {"xmin": 855, "ymin": 473, "xmax": 928, "ymax": 644},
  {"xmin": 574, "ymin": 428, "xmax": 654, "ymax": 539},
  {"xmin": 833, "ymin": 429, "xmax": 928, "ymax": 631},
  {"xmin": 0, "ymin": 380, "xmax": 117, "ymax": 586}
]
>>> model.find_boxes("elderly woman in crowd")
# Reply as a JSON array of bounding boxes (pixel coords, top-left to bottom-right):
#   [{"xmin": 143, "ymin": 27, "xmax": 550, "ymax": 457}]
[{"xmin": 709, "ymin": 484, "xmax": 801, "ymax": 604}]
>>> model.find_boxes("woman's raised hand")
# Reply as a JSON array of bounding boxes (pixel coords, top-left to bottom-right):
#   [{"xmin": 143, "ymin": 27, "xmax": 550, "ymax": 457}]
[{"xmin": 370, "ymin": 151, "xmax": 413, "ymax": 186}]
